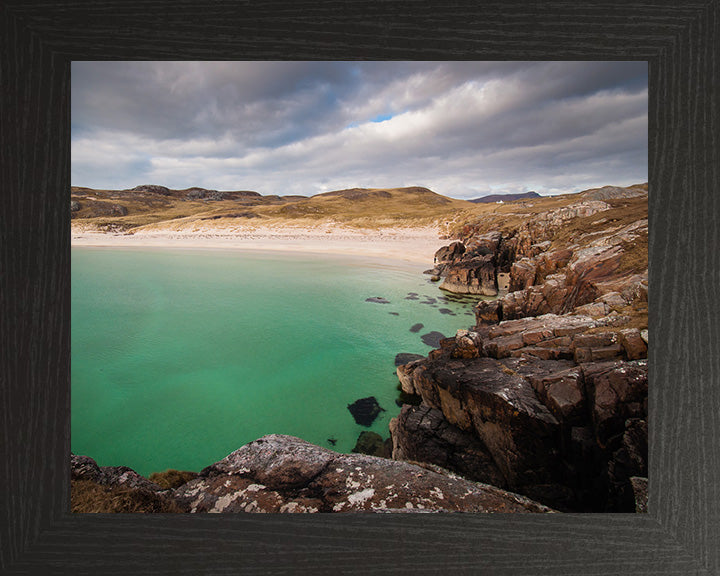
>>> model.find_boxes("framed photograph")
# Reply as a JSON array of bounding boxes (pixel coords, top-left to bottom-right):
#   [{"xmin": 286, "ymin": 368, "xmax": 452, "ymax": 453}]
[{"xmin": 1, "ymin": 1, "xmax": 717, "ymax": 574}]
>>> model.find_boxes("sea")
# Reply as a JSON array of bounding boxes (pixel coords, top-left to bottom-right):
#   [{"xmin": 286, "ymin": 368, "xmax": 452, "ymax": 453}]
[{"xmin": 71, "ymin": 247, "xmax": 483, "ymax": 477}]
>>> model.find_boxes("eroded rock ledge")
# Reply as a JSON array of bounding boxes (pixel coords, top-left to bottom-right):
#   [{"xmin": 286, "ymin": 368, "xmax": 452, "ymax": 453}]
[{"xmin": 71, "ymin": 435, "xmax": 553, "ymax": 513}]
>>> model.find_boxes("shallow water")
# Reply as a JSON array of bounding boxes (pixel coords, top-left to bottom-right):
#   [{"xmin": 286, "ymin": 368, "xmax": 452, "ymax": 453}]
[{"xmin": 71, "ymin": 247, "xmax": 482, "ymax": 476}]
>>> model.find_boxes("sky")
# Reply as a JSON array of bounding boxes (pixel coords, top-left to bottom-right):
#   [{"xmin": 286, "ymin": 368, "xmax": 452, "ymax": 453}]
[{"xmin": 71, "ymin": 61, "xmax": 648, "ymax": 199}]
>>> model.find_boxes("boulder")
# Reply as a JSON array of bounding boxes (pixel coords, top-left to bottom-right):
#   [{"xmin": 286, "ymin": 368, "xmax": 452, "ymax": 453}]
[
  {"xmin": 618, "ymin": 328, "xmax": 648, "ymax": 360},
  {"xmin": 174, "ymin": 435, "xmax": 555, "ymax": 513}
]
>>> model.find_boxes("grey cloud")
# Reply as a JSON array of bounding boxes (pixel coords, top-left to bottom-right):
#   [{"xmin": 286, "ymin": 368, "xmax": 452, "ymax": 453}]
[{"xmin": 72, "ymin": 61, "xmax": 648, "ymax": 198}]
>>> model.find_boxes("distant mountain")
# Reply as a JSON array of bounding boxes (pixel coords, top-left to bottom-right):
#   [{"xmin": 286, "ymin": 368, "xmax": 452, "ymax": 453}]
[{"xmin": 468, "ymin": 191, "xmax": 541, "ymax": 204}]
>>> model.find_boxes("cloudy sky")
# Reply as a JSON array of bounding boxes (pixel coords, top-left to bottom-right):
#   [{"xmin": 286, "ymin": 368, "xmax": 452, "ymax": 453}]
[{"xmin": 71, "ymin": 61, "xmax": 647, "ymax": 199}]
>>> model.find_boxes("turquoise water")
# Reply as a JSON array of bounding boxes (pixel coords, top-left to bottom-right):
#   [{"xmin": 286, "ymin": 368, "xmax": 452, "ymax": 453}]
[{"xmin": 71, "ymin": 247, "xmax": 479, "ymax": 476}]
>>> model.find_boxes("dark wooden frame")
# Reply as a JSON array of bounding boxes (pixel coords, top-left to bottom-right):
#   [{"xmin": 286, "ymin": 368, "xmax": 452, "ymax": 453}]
[{"xmin": 1, "ymin": 1, "xmax": 718, "ymax": 574}]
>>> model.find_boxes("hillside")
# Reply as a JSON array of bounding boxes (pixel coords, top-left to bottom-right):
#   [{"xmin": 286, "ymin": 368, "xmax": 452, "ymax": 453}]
[
  {"xmin": 70, "ymin": 185, "xmax": 474, "ymax": 232},
  {"xmin": 71, "ymin": 183, "xmax": 647, "ymax": 235}
]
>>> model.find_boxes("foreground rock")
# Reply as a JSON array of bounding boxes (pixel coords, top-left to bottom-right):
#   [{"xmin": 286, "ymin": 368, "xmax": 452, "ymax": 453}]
[
  {"xmin": 71, "ymin": 436, "xmax": 555, "ymax": 513},
  {"xmin": 174, "ymin": 435, "xmax": 554, "ymax": 513}
]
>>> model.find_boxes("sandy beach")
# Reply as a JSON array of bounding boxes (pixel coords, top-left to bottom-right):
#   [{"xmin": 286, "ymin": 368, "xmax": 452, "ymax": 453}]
[{"xmin": 71, "ymin": 223, "xmax": 447, "ymax": 265}]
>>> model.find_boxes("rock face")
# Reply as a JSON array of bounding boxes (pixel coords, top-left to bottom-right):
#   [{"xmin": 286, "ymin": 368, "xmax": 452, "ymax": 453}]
[
  {"xmin": 393, "ymin": 335, "xmax": 648, "ymax": 511},
  {"xmin": 391, "ymin": 184, "xmax": 648, "ymax": 512},
  {"xmin": 71, "ymin": 436, "xmax": 555, "ymax": 513}
]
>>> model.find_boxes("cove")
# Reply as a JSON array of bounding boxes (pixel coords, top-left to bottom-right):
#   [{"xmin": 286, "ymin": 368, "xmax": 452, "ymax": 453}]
[{"xmin": 71, "ymin": 247, "xmax": 481, "ymax": 477}]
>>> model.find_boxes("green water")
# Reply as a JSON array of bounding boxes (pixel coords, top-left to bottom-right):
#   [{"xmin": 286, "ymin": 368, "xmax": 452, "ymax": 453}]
[{"xmin": 71, "ymin": 247, "xmax": 480, "ymax": 476}]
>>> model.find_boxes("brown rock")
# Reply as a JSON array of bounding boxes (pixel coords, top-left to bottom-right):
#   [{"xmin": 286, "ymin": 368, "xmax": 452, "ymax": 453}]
[
  {"xmin": 529, "ymin": 367, "xmax": 585, "ymax": 424},
  {"xmin": 510, "ymin": 258, "xmax": 537, "ymax": 291},
  {"xmin": 474, "ymin": 299, "xmax": 502, "ymax": 324},
  {"xmin": 619, "ymin": 328, "xmax": 648, "ymax": 360},
  {"xmin": 440, "ymin": 254, "xmax": 498, "ymax": 296}
]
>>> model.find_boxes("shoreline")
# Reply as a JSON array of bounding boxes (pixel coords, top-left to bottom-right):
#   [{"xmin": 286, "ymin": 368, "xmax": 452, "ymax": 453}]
[{"xmin": 71, "ymin": 224, "xmax": 446, "ymax": 266}]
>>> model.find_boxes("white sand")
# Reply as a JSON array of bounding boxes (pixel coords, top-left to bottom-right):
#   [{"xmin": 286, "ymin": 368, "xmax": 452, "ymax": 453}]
[{"xmin": 71, "ymin": 223, "xmax": 447, "ymax": 265}]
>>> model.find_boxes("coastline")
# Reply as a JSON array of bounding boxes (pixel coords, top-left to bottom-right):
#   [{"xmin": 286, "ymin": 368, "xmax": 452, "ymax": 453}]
[{"xmin": 71, "ymin": 224, "xmax": 445, "ymax": 266}]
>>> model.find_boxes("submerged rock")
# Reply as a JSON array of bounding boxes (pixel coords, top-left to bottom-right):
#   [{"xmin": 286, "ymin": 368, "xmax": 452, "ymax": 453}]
[
  {"xmin": 352, "ymin": 431, "xmax": 390, "ymax": 458},
  {"xmin": 409, "ymin": 323, "xmax": 424, "ymax": 333},
  {"xmin": 347, "ymin": 396, "xmax": 385, "ymax": 426},
  {"xmin": 420, "ymin": 331, "xmax": 446, "ymax": 348},
  {"xmin": 366, "ymin": 296, "xmax": 390, "ymax": 304}
]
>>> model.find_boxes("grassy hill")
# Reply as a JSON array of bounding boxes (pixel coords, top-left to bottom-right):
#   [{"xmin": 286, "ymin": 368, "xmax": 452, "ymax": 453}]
[
  {"xmin": 71, "ymin": 185, "xmax": 474, "ymax": 232},
  {"xmin": 71, "ymin": 183, "xmax": 648, "ymax": 235}
]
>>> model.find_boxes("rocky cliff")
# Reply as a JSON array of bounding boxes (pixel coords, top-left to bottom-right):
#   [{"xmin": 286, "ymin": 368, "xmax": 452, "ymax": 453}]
[{"xmin": 391, "ymin": 184, "xmax": 648, "ymax": 512}]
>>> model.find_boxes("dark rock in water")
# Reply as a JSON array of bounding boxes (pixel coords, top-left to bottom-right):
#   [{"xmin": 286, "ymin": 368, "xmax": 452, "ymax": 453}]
[
  {"xmin": 438, "ymin": 308, "xmax": 455, "ymax": 315},
  {"xmin": 430, "ymin": 276, "xmax": 441, "ymax": 282},
  {"xmin": 423, "ymin": 268, "xmax": 441, "ymax": 276},
  {"xmin": 421, "ymin": 331, "xmax": 446, "ymax": 347},
  {"xmin": 409, "ymin": 323, "xmax": 424, "ymax": 333},
  {"xmin": 388, "ymin": 312, "xmax": 399, "ymax": 316},
  {"xmin": 347, "ymin": 396, "xmax": 385, "ymax": 426},
  {"xmin": 366, "ymin": 297, "xmax": 390, "ymax": 304},
  {"xmin": 395, "ymin": 353, "xmax": 425, "ymax": 366},
  {"xmin": 327, "ymin": 438, "xmax": 337, "ymax": 446},
  {"xmin": 405, "ymin": 294, "xmax": 419, "ymax": 300},
  {"xmin": 352, "ymin": 431, "xmax": 390, "ymax": 458}
]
